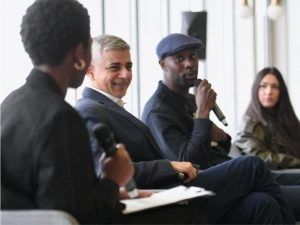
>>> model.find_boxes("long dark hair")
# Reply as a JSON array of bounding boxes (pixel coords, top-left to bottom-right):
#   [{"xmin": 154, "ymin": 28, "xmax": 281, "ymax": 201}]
[{"xmin": 245, "ymin": 67, "xmax": 300, "ymax": 153}]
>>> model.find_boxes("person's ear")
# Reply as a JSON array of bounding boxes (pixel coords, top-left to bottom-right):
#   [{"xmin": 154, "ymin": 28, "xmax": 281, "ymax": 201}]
[
  {"xmin": 86, "ymin": 65, "xmax": 95, "ymax": 80},
  {"xmin": 73, "ymin": 43, "xmax": 89, "ymax": 71},
  {"xmin": 159, "ymin": 59, "xmax": 168, "ymax": 72}
]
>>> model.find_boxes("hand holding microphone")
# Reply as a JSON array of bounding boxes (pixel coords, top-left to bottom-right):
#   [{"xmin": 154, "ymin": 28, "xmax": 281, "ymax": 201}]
[
  {"xmin": 93, "ymin": 123, "xmax": 139, "ymax": 198},
  {"xmin": 99, "ymin": 144, "xmax": 133, "ymax": 187},
  {"xmin": 170, "ymin": 161, "xmax": 199, "ymax": 183},
  {"xmin": 194, "ymin": 79, "xmax": 228, "ymax": 126}
]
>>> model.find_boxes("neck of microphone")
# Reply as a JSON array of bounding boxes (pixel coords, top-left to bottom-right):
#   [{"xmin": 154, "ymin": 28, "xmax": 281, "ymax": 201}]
[
  {"xmin": 194, "ymin": 79, "xmax": 228, "ymax": 126},
  {"xmin": 93, "ymin": 123, "xmax": 139, "ymax": 198}
]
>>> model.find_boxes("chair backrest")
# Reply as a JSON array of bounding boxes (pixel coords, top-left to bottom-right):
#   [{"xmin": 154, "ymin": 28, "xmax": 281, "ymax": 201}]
[{"xmin": 1, "ymin": 210, "xmax": 79, "ymax": 225}]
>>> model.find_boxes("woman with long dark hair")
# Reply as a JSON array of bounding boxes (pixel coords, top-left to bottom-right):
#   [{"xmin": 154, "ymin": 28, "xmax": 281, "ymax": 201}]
[{"xmin": 235, "ymin": 67, "xmax": 300, "ymax": 169}]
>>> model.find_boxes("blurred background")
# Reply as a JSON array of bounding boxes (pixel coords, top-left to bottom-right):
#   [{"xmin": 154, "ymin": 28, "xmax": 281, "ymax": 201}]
[{"xmin": 1, "ymin": 0, "xmax": 299, "ymax": 140}]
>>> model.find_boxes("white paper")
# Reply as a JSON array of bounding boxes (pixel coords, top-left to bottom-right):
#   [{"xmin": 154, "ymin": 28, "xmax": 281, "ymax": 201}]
[{"xmin": 121, "ymin": 185, "xmax": 214, "ymax": 214}]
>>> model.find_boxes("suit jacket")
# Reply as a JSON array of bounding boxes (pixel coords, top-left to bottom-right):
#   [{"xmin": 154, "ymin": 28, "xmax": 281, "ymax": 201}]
[
  {"xmin": 142, "ymin": 81, "xmax": 231, "ymax": 168},
  {"xmin": 75, "ymin": 87, "xmax": 180, "ymax": 188},
  {"xmin": 1, "ymin": 69, "xmax": 123, "ymax": 224}
]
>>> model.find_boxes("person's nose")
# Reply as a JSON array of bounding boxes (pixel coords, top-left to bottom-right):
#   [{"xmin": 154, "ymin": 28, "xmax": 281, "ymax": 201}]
[
  {"xmin": 119, "ymin": 67, "xmax": 132, "ymax": 79},
  {"xmin": 265, "ymin": 85, "xmax": 273, "ymax": 95},
  {"xmin": 184, "ymin": 59, "xmax": 196, "ymax": 69}
]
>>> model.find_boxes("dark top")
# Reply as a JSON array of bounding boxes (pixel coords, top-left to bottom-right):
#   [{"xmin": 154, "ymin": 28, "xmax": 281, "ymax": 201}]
[
  {"xmin": 1, "ymin": 69, "xmax": 123, "ymax": 224},
  {"xmin": 142, "ymin": 81, "xmax": 231, "ymax": 168}
]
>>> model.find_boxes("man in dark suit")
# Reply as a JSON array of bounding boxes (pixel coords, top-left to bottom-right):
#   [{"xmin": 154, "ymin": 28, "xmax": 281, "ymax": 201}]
[
  {"xmin": 75, "ymin": 34, "xmax": 295, "ymax": 224},
  {"xmin": 1, "ymin": 1, "xmax": 207, "ymax": 224}
]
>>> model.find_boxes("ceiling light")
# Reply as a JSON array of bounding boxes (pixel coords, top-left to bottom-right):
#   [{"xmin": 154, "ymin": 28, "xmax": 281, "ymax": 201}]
[
  {"xmin": 240, "ymin": 0, "xmax": 253, "ymax": 19},
  {"xmin": 267, "ymin": 0, "xmax": 283, "ymax": 20}
]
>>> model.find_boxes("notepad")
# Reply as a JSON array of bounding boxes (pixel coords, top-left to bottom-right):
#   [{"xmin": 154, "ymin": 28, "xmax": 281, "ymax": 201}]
[{"xmin": 121, "ymin": 185, "xmax": 214, "ymax": 214}]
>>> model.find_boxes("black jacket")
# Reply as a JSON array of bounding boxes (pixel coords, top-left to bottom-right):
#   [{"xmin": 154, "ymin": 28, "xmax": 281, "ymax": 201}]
[
  {"xmin": 142, "ymin": 81, "xmax": 231, "ymax": 168},
  {"xmin": 1, "ymin": 69, "xmax": 123, "ymax": 224}
]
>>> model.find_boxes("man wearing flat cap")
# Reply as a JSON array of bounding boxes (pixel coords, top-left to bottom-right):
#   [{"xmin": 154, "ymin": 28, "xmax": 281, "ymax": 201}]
[
  {"xmin": 142, "ymin": 33, "xmax": 231, "ymax": 168},
  {"xmin": 142, "ymin": 33, "xmax": 300, "ymax": 220}
]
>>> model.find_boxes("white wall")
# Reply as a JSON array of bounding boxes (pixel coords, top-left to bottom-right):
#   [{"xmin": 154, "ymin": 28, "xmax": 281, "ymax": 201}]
[
  {"xmin": 0, "ymin": 0, "xmax": 34, "ymax": 102},
  {"xmin": 286, "ymin": 0, "xmax": 300, "ymax": 119},
  {"xmin": 1, "ymin": 0, "xmax": 299, "ymax": 140}
]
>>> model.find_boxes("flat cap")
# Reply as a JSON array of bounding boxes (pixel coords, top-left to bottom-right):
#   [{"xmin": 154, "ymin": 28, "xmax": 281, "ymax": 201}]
[{"xmin": 156, "ymin": 33, "xmax": 203, "ymax": 60}]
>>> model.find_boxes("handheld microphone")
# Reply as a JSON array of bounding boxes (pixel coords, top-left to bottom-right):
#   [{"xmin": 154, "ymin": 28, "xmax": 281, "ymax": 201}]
[
  {"xmin": 177, "ymin": 164, "xmax": 200, "ymax": 181},
  {"xmin": 93, "ymin": 123, "xmax": 139, "ymax": 198},
  {"xmin": 194, "ymin": 79, "xmax": 228, "ymax": 126}
]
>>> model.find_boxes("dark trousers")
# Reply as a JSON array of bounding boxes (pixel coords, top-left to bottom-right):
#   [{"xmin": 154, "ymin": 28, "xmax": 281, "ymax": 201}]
[
  {"xmin": 189, "ymin": 156, "xmax": 295, "ymax": 224},
  {"xmin": 123, "ymin": 205, "xmax": 207, "ymax": 224}
]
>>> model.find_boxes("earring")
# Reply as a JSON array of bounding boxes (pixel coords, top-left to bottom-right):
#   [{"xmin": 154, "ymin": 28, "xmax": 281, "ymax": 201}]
[{"xmin": 74, "ymin": 59, "xmax": 86, "ymax": 70}]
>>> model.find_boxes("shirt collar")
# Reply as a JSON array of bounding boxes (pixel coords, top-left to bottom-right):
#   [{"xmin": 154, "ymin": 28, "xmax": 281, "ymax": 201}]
[{"xmin": 88, "ymin": 85, "xmax": 126, "ymax": 107}]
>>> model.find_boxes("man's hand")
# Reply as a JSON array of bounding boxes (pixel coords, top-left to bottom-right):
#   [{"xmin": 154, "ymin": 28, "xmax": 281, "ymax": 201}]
[
  {"xmin": 195, "ymin": 79, "xmax": 216, "ymax": 119},
  {"xmin": 170, "ymin": 161, "xmax": 199, "ymax": 183},
  {"xmin": 99, "ymin": 144, "xmax": 134, "ymax": 187}
]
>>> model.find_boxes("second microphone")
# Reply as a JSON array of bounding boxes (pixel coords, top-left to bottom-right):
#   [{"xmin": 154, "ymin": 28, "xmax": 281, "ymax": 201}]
[{"xmin": 93, "ymin": 122, "xmax": 139, "ymax": 198}]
